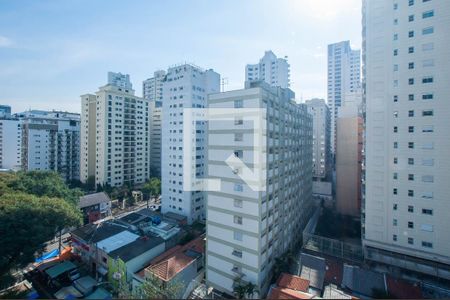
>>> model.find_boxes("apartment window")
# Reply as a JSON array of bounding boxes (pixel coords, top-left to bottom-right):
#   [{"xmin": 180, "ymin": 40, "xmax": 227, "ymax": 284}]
[
  {"xmin": 408, "ymin": 174, "xmax": 414, "ymax": 181},
  {"xmin": 422, "ymin": 77, "xmax": 434, "ymax": 84},
  {"xmin": 421, "ymin": 224, "xmax": 434, "ymax": 232},
  {"xmin": 422, "ymin": 208, "xmax": 433, "ymax": 215},
  {"xmin": 422, "ymin": 10, "xmax": 434, "ymax": 19},
  {"xmin": 422, "ymin": 241, "xmax": 433, "ymax": 248},
  {"xmin": 394, "ymin": 64, "xmax": 399, "ymax": 71},
  {"xmin": 422, "ymin": 27, "xmax": 434, "ymax": 35},
  {"xmin": 393, "ymin": 219, "xmax": 398, "ymax": 226},
  {"xmin": 394, "ymin": 49, "xmax": 398, "ymax": 56},
  {"xmin": 393, "ymin": 34, "xmax": 398, "ymax": 41},
  {"xmin": 409, "ymin": 94, "xmax": 414, "ymax": 101},
  {"xmin": 234, "ymin": 215, "xmax": 243, "ymax": 225},
  {"xmin": 408, "ymin": 237, "xmax": 414, "ymax": 245},
  {"xmin": 408, "ymin": 110, "xmax": 414, "ymax": 117},
  {"xmin": 408, "ymin": 15, "xmax": 415, "ymax": 22},
  {"xmin": 408, "ymin": 126, "xmax": 414, "ymax": 133},
  {"xmin": 393, "ymin": 234, "xmax": 398, "ymax": 241},
  {"xmin": 393, "ymin": 95, "xmax": 398, "ymax": 102},
  {"xmin": 408, "ymin": 205, "xmax": 414, "ymax": 213},
  {"xmin": 393, "ymin": 188, "xmax": 398, "ymax": 195},
  {"xmin": 394, "ymin": 111, "xmax": 399, "ymax": 118},
  {"xmin": 394, "ymin": 157, "xmax": 398, "ymax": 164},
  {"xmin": 423, "ymin": 59, "xmax": 435, "ymax": 67},
  {"xmin": 422, "ymin": 43, "xmax": 434, "ymax": 51},
  {"xmin": 235, "ymin": 117, "xmax": 243, "ymax": 125},
  {"xmin": 394, "ymin": 18, "xmax": 398, "ymax": 25},
  {"xmin": 408, "ymin": 31, "xmax": 414, "ymax": 38},
  {"xmin": 408, "ymin": 142, "xmax": 414, "ymax": 149},
  {"xmin": 394, "ymin": 142, "xmax": 398, "ymax": 149},
  {"xmin": 408, "ymin": 47, "xmax": 415, "ymax": 53},
  {"xmin": 422, "ymin": 110, "xmax": 433, "ymax": 116},
  {"xmin": 234, "ymin": 183, "xmax": 243, "ymax": 192},
  {"xmin": 408, "ymin": 158, "xmax": 414, "ymax": 165},
  {"xmin": 408, "ymin": 0, "xmax": 414, "ymax": 6},
  {"xmin": 408, "ymin": 78, "xmax": 415, "ymax": 85},
  {"xmin": 393, "ymin": 172, "xmax": 398, "ymax": 180},
  {"xmin": 234, "ymin": 133, "xmax": 243, "ymax": 142},
  {"xmin": 232, "ymin": 250, "xmax": 243, "ymax": 258},
  {"xmin": 234, "ymin": 199, "xmax": 243, "ymax": 208},
  {"xmin": 394, "ymin": 3, "xmax": 398, "ymax": 9},
  {"xmin": 394, "ymin": 126, "xmax": 398, "ymax": 133},
  {"xmin": 408, "ymin": 62, "xmax": 415, "ymax": 69},
  {"xmin": 408, "ymin": 190, "xmax": 414, "ymax": 197},
  {"xmin": 422, "ymin": 125, "xmax": 434, "ymax": 132},
  {"xmin": 234, "ymin": 150, "xmax": 243, "ymax": 158},
  {"xmin": 234, "ymin": 99, "xmax": 243, "ymax": 108},
  {"xmin": 422, "ymin": 175, "xmax": 434, "ymax": 182},
  {"xmin": 393, "ymin": 204, "xmax": 398, "ymax": 211},
  {"xmin": 408, "ymin": 221, "xmax": 414, "ymax": 229},
  {"xmin": 233, "ymin": 231, "xmax": 243, "ymax": 241},
  {"xmin": 422, "ymin": 158, "xmax": 434, "ymax": 166},
  {"xmin": 422, "ymin": 94, "xmax": 433, "ymax": 100},
  {"xmin": 422, "ymin": 191, "xmax": 434, "ymax": 199}
]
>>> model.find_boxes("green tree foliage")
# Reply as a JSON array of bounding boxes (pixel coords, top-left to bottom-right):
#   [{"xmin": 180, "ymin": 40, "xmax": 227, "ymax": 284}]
[
  {"xmin": 125, "ymin": 273, "xmax": 183, "ymax": 299},
  {"xmin": 142, "ymin": 177, "xmax": 161, "ymax": 201},
  {"xmin": 0, "ymin": 172, "xmax": 82, "ymax": 288}
]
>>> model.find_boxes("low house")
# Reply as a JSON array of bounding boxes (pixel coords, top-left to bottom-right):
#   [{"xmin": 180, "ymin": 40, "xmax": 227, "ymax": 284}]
[
  {"xmin": 300, "ymin": 253, "xmax": 326, "ymax": 295},
  {"xmin": 79, "ymin": 192, "xmax": 112, "ymax": 224},
  {"xmin": 132, "ymin": 235, "xmax": 205, "ymax": 298},
  {"xmin": 268, "ymin": 273, "xmax": 317, "ymax": 299}
]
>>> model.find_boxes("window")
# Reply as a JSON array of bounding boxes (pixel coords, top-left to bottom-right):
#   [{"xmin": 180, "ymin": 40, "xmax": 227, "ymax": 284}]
[
  {"xmin": 408, "ymin": 142, "xmax": 414, "ymax": 149},
  {"xmin": 393, "ymin": 172, "xmax": 398, "ymax": 179},
  {"xmin": 422, "ymin": 158, "xmax": 434, "ymax": 166},
  {"xmin": 393, "ymin": 3, "xmax": 398, "ymax": 10},
  {"xmin": 408, "ymin": 158, "xmax": 414, "ymax": 165},
  {"xmin": 232, "ymin": 250, "xmax": 243, "ymax": 258},
  {"xmin": 233, "ymin": 231, "xmax": 243, "ymax": 241},
  {"xmin": 394, "ymin": 49, "xmax": 398, "ymax": 56},
  {"xmin": 408, "ymin": 174, "xmax": 414, "ymax": 181},
  {"xmin": 422, "ymin": 110, "xmax": 433, "ymax": 116},
  {"xmin": 423, "ymin": 59, "xmax": 435, "ymax": 67},
  {"xmin": 394, "ymin": 64, "xmax": 399, "ymax": 71},
  {"xmin": 394, "ymin": 126, "xmax": 398, "ymax": 133},
  {"xmin": 408, "ymin": 205, "xmax": 414, "ymax": 213},
  {"xmin": 234, "ymin": 215, "xmax": 243, "ymax": 225},
  {"xmin": 422, "ymin": 125, "xmax": 434, "ymax": 132},
  {"xmin": 422, "ymin": 241, "xmax": 433, "ymax": 248},
  {"xmin": 408, "ymin": 110, "xmax": 414, "ymax": 117},
  {"xmin": 234, "ymin": 183, "xmax": 243, "ymax": 192},
  {"xmin": 408, "ymin": 221, "xmax": 414, "ymax": 229},
  {"xmin": 234, "ymin": 133, "xmax": 243, "ymax": 141},
  {"xmin": 234, "ymin": 199, "xmax": 243, "ymax": 208},
  {"xmin": 235, "ymin": 117, "xmax": 243, "ymax": 125},
  {"xmin": 408, "ymin": 47, "xmax": 415, "ymax": 53},
  {"xmin": 422, "ymin": 10, "xmax": 434, "ymax": 19},
  {"xmin": 422, "ymin": 77, "xmax": 434, "ymax": 84},
  {"xmin": 408, "ymin": 126, "xmax": 414, "ymax": 133},
  {"xmin": 421, "ymin": 224, "xmax": 433, "ymax": 232},
  {"xmin": 393, "ymin": 219, "xmax": 398, "ymax": 226},
  {"xmin": 394, "ymin": 157, "xmax": 398, "ymax": 164},
  {"xmin": 409, "ymin": 15, "xmax": 415, "ymax": 22},
  {"xmin": 408, "ymin": 190, "xmax": 414, "ymax": 197},
  {"xmin": 394, "ymin": 111, "xmax": 399, "ymax": 118},
  {"xmin": 408, "ymin": 94, "xmax": 414, "ymax": 101},
  {"xmin": 393, "ymin": 34, "xmax": 398, "ymax": 41},
  {"xmin": 422, "ymin": 191, "xmax": 434, "ymax": 199},
  {"xmin": 393, "ymin": 95, "xmax": 398, "ymax": 102},
  {"xmin": 422, "ymin": 208, "xmax": 433, "ymax": 215},
  {"xmin": 393, "ymin": 188, "xmax": 398, "ymax": 195},
  {"xmin": 422, "ymin": 94, "xmax": 433, "ymax": 100},
  {"xmin": 409, "ymin": 0, "xmax": 414, "ymax": 5},
  {"xmin": 393, "ymin": 204, "xmax": 398, "ymax": 210},
  {"xmin": 393, "ymin": 234, "xmax": 398, "ymax": 241},
  {"xmin": 234, "ymin": 99, "xmax": 243, "ymax": 108},
  {"xmin": 408, "ymin": 62, "xmax": 415, "ymax": 69},
  {"xmin": 408, "ymin": 78, "xmax": 415, "ymax": 85},
  {"xmin": 394, "ymin": 142, "xmax": 398, "ymax": 149},
  {"xmin": 408, "ymin": 237, "xmax": 414, "ymax": 245},
  {"xmin": 234, "ymin": 150, "xmax": 243, "ymax": 158},
  {"xmin": 422, "ymin": 43, "xmax": 434, "ymax": 51},
  {"xmin": 422, "ymin": 27, "xmax": 434, "ymax": 35},
  {"xmin": 408, "ymin": 31, "xmax": 414, "ymax": 38},
  {"xmin": 422, "ymin": 175, "xmax": 434, "ymax": 182}
]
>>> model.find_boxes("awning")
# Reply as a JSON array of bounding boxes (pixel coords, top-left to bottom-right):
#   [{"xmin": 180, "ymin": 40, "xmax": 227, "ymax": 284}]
[
  {"xmin": 45, "ymin": 261, "xmax": 76, "ymax": 279},
  {"xmin": 97, "ymin": 266, "xmax": 108, "ymax": 276},
  {"xmin": 35, "ymin": 249, "xmax": 59, "ymax": 263}
]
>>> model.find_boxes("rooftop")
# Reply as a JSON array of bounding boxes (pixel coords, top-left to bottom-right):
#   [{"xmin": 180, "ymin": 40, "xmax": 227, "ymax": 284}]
[
  {"xmin": 108, "ymin": 234, "xmax": 165, "ymax": 262},
  {"xmin": 79, "ymin": 192, "xmax": 111, "ymax": 209},
  {"xmin": 70, "ymin": 221, "xmax": 128, "ymax": 243},
  {"xmin": 300, "ymin": 253, "xmax": 326, "ymax": 291},
  {"xmin": 341, "ymin": 264, "xmax": 385, "ymax": 298},
  {"xmin": 268, "ymin": 287, "xmax": 315, "ymax": 299},
  {"xmin": 96, "ymin": 230, "xmax": 140, "ymax": 253},
  {"xmin": 277, "ymin": 273, "xmax": 310, "ymax": 293}
]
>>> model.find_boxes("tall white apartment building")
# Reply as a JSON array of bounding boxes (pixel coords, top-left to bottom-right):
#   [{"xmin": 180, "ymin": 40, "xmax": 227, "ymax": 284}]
[
  {"xmin": 18, "ymin": 110, "xmax": 80, "ymax": 181},
  {"xmin": 327, "ymin": 41, "xmax": 361, "ymax": 154},
  {"xmin": 245, "ymin": 50, "xmax": 290, "ymax": 88},
  {"xmin": 143, "ymin": 70, "xmax": 166, "ymax": 102},
  {"xmin": 305, "ymin": 98, "xmax": 331, "ymax": 180},
  {"xmin": 205, "ymin": 82, "xmax": 313, "ymax": 297},
  {"xmin": 107, "ymin": 72, "xmax": 132, "ymax": 90},
  {"xmin": 363, "ymin": 0, "xmax": 450, "ymax": 278},
  {"xmin": 143, "ymin": 70, "xmax": 167, "ymax": 178},
  {"xmin": 0, "ymin": 117, "xmax": 22, "ymax": 170},
  {"xmin": 80, "ymin": 74, "xmax": 151, "ymax": 187},
  {"xmin": 161, "ymin": 64, "xmax": 220, "ymax": 224}
]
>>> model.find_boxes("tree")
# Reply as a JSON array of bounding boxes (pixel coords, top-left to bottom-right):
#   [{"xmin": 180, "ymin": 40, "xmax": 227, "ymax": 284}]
[
  {"xmin": 245, "ymin": 282, "xmax": 257, "ymax": 298},
  {"xmin": 233, "ymin": 283, "xmax": 247, "ymax": 299},
  {"xmin": 0, "ymin": 192, "xmax": 81, "ymax": 288},
  {"xmin": 132, "ymin": 273, "xmax": 183, "ymax": 299},
  {"xmin": 142, "ymin": 178, "xmax": 161, "ymax": 208}
]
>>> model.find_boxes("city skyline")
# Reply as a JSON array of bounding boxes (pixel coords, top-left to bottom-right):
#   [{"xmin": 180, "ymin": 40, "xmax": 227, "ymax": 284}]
[{"xmin": 0, "ymin": 0, "xmax": 361, "ymax": 113}]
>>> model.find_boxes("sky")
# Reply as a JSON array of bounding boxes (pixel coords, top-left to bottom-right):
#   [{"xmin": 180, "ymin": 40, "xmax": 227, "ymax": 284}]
[{"xmin": 0, "ymin": 0, "xmax": 362, "ymax": 113}]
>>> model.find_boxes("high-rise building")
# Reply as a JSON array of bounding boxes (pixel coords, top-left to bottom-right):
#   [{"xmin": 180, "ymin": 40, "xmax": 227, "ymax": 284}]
[
  {"xmin": 363, "ymin": 0, "xmax": 450, "ymax": 278},
  {"xmin": 161, "ymin": 64, "xmax": 220, "ymax": 224},
  {"xmin": 205, "ymin": 81, "xmax": 313, "ymax": 297},
  {"xmin": 245, "ymin": 50, "xmax": 290, "ymax": 88},
  {"xmin": 0, "ymin": 113, "xmax": 22, "ymax": 170},
  {"xmin": 327, "ymin": 41, "xmax": 361, "ymax": 154},
  {"xmin": 107, "ymin": 72, "xmax": 132, "ymax": 90},
  {"xmin": 80, "ymin": 74, "xmax": 151, "ymax": 187},
  {"xmin": 143, "ymin": 70, "xmax": 167, "ymax": 178},
  {"xmin": 143, "ymin": 70, "xmax": 166, "ymax": 102},
  {"xmin": 305, "ymin": 99, "xmax": 331, "ymax": 180},
  {"xmin": 17, "ymin": 110, "xmax": 80, "ymax": 181}
]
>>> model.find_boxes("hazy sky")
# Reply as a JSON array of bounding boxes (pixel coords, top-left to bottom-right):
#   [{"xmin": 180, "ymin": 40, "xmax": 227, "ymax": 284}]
[{"xmin": 0, "ymin": 0, "xmax": 362, "ymax": 113}]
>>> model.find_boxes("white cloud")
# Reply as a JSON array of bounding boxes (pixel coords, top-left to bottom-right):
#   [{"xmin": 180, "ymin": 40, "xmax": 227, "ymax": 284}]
[
  {"xmin": 288, "ymin": 0, "xmax": 361, "ymax": 21},
  {"xmin": 0, "ymin": 36, "xmax": 13, "ymax": 47}
]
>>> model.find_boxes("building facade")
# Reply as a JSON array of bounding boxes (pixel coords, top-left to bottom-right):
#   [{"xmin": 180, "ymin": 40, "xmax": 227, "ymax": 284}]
[
  {"xmin": 18, "ymin": 110, "xmax": 80, "ymax": 181},
  {"xmin": 0, "ymin": 117, "xmax": 22, "ymax": 170},
  {"xmin": 80, "ymin": 74, "xmax": 151, "ymax": 187},
  {"xmin": 161, "ymin": 64, "xmax": 220, "ymax": 224},
  {"xmin": 205, "ymin": 82, "xmax": 313, "ymax": 297},
  {"xmin": 245, "ymin": 50, "xmax": 290, "ymax": 88},
  {"xmin": 143, "ymin": 70, "xmax": 166, "ymax": 102},
  {"xmin": 362, "ymin": 0, "xmax": 450, "ymax": 278},
  {"xmin": 327, "ymin": 41, "xmax": 361, "ymax": 154},
  {"xmin": 108, "ymin": 72, "xmax": 132, "ymax": 90}
]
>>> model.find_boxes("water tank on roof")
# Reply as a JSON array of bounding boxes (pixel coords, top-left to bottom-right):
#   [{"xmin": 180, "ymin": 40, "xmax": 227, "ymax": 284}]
[{"xmin": 151, "ymin": 216, "xmax": 161, "ymax": 225}]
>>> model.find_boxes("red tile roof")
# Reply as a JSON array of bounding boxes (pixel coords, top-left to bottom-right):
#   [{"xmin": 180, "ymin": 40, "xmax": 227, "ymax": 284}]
[
  {"xmin": 386, "ymin": 276, "xmax": 423, "ymax": 299},
  {"xmin": 277, "ymin": 273, "xmax": 310, "ymax": 292},
  {"xmin": 268, "ymin": 287, "xmax": 314, "ymax": 299},
  {"xmin": 144, "ymin": 235, "xmax": 205, "ymax": 282}
]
